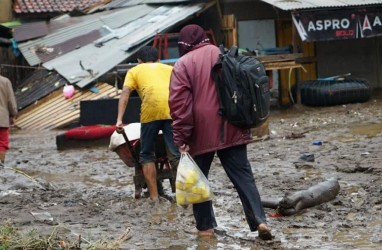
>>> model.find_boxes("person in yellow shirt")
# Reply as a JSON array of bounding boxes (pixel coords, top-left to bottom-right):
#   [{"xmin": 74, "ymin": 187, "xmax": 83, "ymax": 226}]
[{"xmin": 116, "ymin": 46, "xmax": 180, "ymax": 201}]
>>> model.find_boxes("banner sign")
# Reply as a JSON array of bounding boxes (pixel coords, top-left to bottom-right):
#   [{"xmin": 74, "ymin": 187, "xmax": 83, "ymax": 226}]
[{"xmin": 292, "ymin": 9, "xmax": 382, "ymax": 41}]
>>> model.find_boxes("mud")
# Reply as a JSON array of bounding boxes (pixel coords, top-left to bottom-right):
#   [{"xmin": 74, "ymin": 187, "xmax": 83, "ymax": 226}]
[{"xmin": 1, "ymin": 95, "xmax": 382, "ymax": 249}]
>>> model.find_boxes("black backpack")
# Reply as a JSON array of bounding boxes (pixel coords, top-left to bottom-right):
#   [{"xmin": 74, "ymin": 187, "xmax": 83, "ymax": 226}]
[{"xmin": 211, "ymin": 45, "xmax": 271, "ymax": 129}]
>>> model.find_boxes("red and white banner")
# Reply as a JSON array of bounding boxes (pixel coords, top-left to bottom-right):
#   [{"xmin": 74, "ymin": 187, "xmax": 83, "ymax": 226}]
[{"xmin": 292, "ymin": 8, "xmax": 382, "ymax": 41}]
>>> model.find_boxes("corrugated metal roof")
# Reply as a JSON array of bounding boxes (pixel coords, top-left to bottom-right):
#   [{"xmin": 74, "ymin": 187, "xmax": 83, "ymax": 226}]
[
  {"xmin": 87, "ymin": 0, "xmax": 192, "ymax": 14},
  {"xmin": 90, "ymin": 0, "xmax": 144, "ymax": 11},
  {"xmin": 15, "ymin": 69, "xmax": 68, "ymax": 110},
  {"xmin": 13, "ymin": 20, "xmax": 82, "ymax": 42},
  {"xmin": 18, "ymin": 5, "xmax": 154, "ymax": 66},
  {"xmin": 100, "ymin": 0, "xmax": 191, "ymax": 10},
  {"xmin": 42, "ymin": 3, "xmax": 205, "ymax": 88},
  {"xmin": 36, "ymin": 30, "xmax": 103, "ymax": 63},
  {"xmin": 261, "ymin": 0, "xmax": 382, "ymax": 10}
]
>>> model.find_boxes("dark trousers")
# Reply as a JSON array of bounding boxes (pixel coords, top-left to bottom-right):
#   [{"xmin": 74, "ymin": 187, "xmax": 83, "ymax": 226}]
[
  {"xmin": 140, "ymin": 119, "xmax": 180, "ymax": 168},
  {"xmin": 193, "ymin": 144, "xmax": 266, "ymax": 231}
]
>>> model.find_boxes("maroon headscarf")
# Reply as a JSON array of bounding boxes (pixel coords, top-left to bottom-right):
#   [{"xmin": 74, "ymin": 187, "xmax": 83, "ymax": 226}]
[{"xmin": 178, "ymin": 24, "xmax": 210, "ymax": 56}]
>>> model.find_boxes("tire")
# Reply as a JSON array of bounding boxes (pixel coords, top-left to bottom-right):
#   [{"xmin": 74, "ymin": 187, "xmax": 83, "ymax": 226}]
[{"xmin": 298, "ymin": 79, "xmax": 371, "ymax": 106}]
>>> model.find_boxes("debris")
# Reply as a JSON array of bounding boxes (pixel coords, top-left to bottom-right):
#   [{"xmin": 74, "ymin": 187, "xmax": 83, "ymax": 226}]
[
  {"xmin": 313, "ymin": 140, "xmax": 323, "ymax": 145},
  {"xmin": 117, "ymin": 227, "xmax": 133, "ymax": 243},
  {"xmin": 30, "ymin": 211, "xmax": 53, "ymax": 222},
  {"xmin": 63, "ymin": 85, "xmax": 75, "ymax": 99},
  {"xmin": 285, "ymin": 131, "xmax": 308, "ymax": 139},
  {"xmin": 299, "ymin": 153, "xmax": 315, "ymax": 162},
  {"xmin": 0, "ymin": 190, "xmax": 21, "ymax": 197},
  {"xmin": 261, "ymin": 178, "xmax": 340, "ymax": 216},
  {"xmin": 293, "ymin": 162, "xmax": 314, "ymax": 169}
]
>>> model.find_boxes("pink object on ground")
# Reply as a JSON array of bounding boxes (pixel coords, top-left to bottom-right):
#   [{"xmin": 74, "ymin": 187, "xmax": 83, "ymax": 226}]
[{"xmin": 63, "ymin": 85, "xmax": 75, "ymax": 99}]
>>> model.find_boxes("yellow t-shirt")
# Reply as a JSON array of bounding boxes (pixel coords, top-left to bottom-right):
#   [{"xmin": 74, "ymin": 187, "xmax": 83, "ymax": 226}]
[{"xmin": 123, "ymin": 63, "xmax": 173, "ymax": 123}]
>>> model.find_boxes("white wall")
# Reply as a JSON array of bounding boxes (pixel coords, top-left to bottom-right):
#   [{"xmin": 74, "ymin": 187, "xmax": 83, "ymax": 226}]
[{"xmin": 238, "ymin": 19, "xmax": 276, "ymax": 52}]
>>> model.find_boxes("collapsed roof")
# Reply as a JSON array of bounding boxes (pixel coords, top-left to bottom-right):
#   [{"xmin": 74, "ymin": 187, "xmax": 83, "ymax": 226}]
[{"xmin": 15, "ymin": 1, "xmax": 207, "ymax": 89}]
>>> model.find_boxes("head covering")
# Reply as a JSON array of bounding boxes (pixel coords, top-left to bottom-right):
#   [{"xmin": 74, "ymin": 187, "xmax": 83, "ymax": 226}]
[{"xmin": 178, "ymin": 24, "xmax": 210, "ymax": 56}]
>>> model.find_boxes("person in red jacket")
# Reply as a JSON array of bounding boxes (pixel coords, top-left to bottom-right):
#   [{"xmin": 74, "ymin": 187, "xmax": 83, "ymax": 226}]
[{"xmin": 169, "ymin": 24, "xmax": 272, "ymax": 240}]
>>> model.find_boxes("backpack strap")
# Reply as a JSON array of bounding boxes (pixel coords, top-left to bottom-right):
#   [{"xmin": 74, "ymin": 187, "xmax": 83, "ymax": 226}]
[
  {"xmin": 228, "ymin": 46, "xmax": 241, "ymax": 88},
  {"xmin": 218, "ymin": 44, "xmax": 225, "ymax": 54},
  {"xmin": 228, "ymin": 45, "xmax": 238, "ymax": 57},
  {"xmin": 211, "ymin": 55, "xmax": 225, "ymax": 117}
]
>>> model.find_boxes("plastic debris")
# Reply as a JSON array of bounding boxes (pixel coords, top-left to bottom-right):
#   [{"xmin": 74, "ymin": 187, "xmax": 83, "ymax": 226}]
[
  {"xmin": 299, "ymin": 153, "xmax": 315, "ymax": 162},
  {"xmin": 313, "ymin": 140, "xmax": 322, "ymax": 145}
]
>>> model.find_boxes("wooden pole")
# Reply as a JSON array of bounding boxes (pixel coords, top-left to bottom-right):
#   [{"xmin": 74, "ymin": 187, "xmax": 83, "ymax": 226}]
[{"xmin": 292, "ymin": 21, "xmax": 301, "ymax": 105}]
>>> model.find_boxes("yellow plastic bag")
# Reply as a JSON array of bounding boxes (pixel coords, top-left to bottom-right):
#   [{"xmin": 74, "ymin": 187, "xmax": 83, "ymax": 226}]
[{"xmin": 175, "ymin": 152, "xmax": 213, "ymax": 205}]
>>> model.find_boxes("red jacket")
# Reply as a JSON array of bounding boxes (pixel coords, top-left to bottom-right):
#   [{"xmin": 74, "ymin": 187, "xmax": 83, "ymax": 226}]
[{"xmin": 169, "ymin": 43, "xmax": 252, "ymax": 156}]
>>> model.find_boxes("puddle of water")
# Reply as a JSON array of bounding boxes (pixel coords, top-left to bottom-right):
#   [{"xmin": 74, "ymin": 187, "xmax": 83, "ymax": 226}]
[
  {"xmin": 349, "ymin": 122, "xmax": 382, "ymax": 137},
  {"xmin": 13, "ymin": 168, "xmax": 134, "ymax": 190},
  {"xmin": 19, "ymin": 168, "xmax": 89, "ymax": 183},
  {"xmin": 330, "ymin": 122, "xmax": 382, "ymax": 142},
  {"xmin": 332, "ymin": 228, "xmax": 381, "ymax": 249},
  {"xmin": 330, "ymin": 133, "xmax": 358, "ymax": 143},
  {"xmin": 281, "ymin": 226, "xmax": 381, "ymax": 249}
]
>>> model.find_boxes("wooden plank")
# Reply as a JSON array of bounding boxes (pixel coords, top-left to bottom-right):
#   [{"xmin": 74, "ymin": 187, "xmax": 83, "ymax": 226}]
[
  {"xmin": 35, "ymin": 110, "xmax": 80, "ymax": 130},
  {"xmin": 33, "ymin": 85, "xmax": 118, "ymax": 130},
  {"xmin": 43, "ymin": 87, "xmax": 119, "ymax": 129},
  {"xmin": 18, "ymin": 85, "xmax": 104, "ymax": 122},
  {"xmin": 264, "ymin": 61, "xmax": 305, "ymax": 71},
  {"xmin": 18, "ymin": 83, "xmax": 114, "ymax": 123},
  {"xmin": 17, "ymin": 89, "xmax": 63, "ymax": 116},
  {"xmin": 50, "ymin": 88, "xmax": 120, "ymax": 129},
  {"xmin": 16, "ymin": 84, "xmax": 113, "ymax": 128},
  {"xmin": 255, "ymin": 53, "xmax": 303, "ymax": 63},
  {"xmin": 27, "ymin": 85, "xmax": 115, "ymax": 129},
  {"xmin": 16, "ymin": 83, "xmax": 117, "ymax": 130},
  {"xmin": 222, "ymin": 14, "xmax": 237, "ymax": 47},
  {"xmin": 16, "ymin": 90, "xmax": 64, "ymax": 127}
]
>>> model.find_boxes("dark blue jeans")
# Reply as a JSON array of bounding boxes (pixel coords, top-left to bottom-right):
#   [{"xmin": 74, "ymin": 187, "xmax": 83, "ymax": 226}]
[
  {"xmin": 193, "ymin": 144, "xmax": 266, "ymax": 231},
  {"xmin": 139, "ymin": 120, "xmax": 180, "ymax": 168}
]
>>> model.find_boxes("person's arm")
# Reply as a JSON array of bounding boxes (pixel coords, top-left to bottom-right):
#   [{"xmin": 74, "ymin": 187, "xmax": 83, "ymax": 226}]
[
  {"xmin": 169, "ymin": 62, "xmax": 193, "ymax": 148},
  {"xmin": 116, "ymin": 86, "xmax": 131, "ymax": 128},
  {"xmin": 7, "ymin": 78, "xmax": 17, "ymax": 126},
  {"xmin": 116, "ymin": 68, "xmax": 136, "ymax": 131}
]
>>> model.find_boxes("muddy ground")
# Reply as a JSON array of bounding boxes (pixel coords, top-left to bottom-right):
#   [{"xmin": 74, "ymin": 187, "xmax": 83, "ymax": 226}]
[{"xmin": 1, "ymin": 94, "xmax": 382, "ymax": 250}]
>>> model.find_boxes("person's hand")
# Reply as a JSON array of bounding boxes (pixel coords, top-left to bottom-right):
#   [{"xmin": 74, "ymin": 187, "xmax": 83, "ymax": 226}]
[
  {"xmin": 10, "ymin": 117, "xmax": 16, "ymax": 126},
  {"xmin": 116, "ymin": 121, "xmax": 124, "ymax": 134},
  {"xmin": 179, "ymin": 144, "xmax": 189, "ymax": 153}
]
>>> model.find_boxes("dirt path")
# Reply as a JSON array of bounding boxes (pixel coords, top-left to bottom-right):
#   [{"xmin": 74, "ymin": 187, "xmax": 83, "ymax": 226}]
[{"xmin": 1, "ymin": 96, "xmax": 382, "ymax": 249}]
